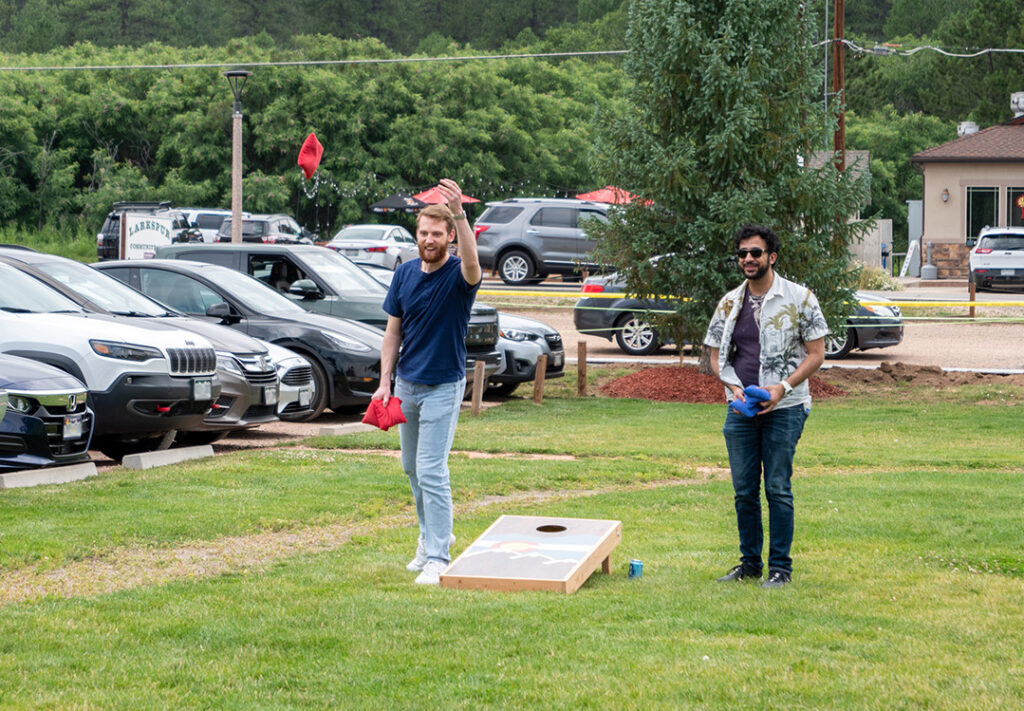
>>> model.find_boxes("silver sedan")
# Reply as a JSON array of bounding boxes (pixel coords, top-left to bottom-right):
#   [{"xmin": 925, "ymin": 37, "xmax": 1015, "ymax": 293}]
[{"xmin": 326, "ymin": 224, "xmax": 420, "ymax": 269}]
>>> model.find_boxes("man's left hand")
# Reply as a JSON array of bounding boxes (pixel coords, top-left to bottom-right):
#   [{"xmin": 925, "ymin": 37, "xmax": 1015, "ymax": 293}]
[
  {"xmin": 437, "ymin": 178, "xmax": 463, "ymax": 214},
  {"xmin": 757, "ymin": 384, "xmax": 786, "ymax": 414}
]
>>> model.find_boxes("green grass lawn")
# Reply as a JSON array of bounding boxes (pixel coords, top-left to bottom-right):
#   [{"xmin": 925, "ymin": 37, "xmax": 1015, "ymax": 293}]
[{"xmin": 1, "ymin": 376, "xmax": 1022, "ymax": 709}]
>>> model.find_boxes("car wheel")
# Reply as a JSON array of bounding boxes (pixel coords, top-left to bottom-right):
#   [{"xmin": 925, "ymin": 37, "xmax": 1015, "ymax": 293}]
[
  {"xmin": 486, "ymin": 381, "xmax": 520, "ymax": 397},
  {"xmin": 93, "ymin": 435, "xmax": 164, "ymax": 462},
  {"xmin": 279, "ymin": 356, "xmax": 328, "ymax": 422},
  {"xmin": 498, "ymin": 250, "xmax": 535, "ymax": 286},
  {"xmin": 174, "ymin": 431, "xmax": 227, "ymax": 446},
  {"xmin": 824, "ymin": 328, "xmax": 856, "ymax": 359},
  {"xmin": 614, "ymin": 314, "xmax": 660, "ymax": 356}
]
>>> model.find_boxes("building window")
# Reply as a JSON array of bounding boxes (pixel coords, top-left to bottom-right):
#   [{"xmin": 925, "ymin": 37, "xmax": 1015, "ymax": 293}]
[
  {"xmin": 966, "ymin": 186, "xmax": 998, "ymax": 240},
  {"xmin": 1008, "ymin": 188, "xmax": 1024, "ymax": 227}
]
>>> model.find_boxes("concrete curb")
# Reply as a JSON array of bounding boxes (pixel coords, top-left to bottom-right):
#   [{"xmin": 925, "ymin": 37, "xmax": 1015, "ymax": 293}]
[
  {"xmin": 0, "ymin": 462, "xmax": 98, "ymax": 489},
  {"xmin": 121, "ymin": 445, "xmax": 214, "ymax": 470},
  {"xmin": 318, "ymin": 422, "xmax": 376, "ymax": 437}
]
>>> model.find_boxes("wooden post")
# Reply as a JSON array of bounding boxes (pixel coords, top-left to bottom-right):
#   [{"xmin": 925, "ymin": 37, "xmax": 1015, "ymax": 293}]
[
  {"xmin": 969, "ymin": 281, "xmax": 976, "ymax": 319},
  {"xmin": 532, "ymin": 354, "xmax": 548, "ymax": 404},
  {"xmin": 577, "ymin": 341, "xmax": 587, "ymax": 397},
  {"xmin": 470, "ymin": 360, "xmax": 485, "ymax": 415}
]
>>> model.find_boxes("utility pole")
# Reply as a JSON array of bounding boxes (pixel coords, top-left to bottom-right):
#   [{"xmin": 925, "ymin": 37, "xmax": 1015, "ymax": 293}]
[{"xmin": 833, "ymin": 0, "xmax": 845, "ymax": 172}]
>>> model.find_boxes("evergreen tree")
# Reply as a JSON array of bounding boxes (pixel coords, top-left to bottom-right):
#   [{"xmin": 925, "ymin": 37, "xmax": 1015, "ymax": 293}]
[{"xmin": 590, "ymin": 0, "xmax": 871, "ymax": 359}]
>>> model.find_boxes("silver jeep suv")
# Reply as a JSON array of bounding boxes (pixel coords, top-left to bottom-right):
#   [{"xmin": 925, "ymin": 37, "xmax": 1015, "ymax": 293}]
[{"xmin": 472, "ymin": 198, "xmax": 609, "ymax": 285}]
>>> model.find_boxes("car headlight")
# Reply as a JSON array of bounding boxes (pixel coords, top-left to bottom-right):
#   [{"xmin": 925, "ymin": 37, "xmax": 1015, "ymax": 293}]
[
  {"xmin": 322, "ymin": 330, "xmax": 373, "ymax": 353},
  {"xmin": 216, "ymin": 352, "xmax": 244, "ymax": 376},
  {"xmin": 500, "ymin": 328, "xmax": 539, "ymax": 342},
  {"xmin": 90, "ymin": 340, "xmax": 163, "ymax": 361},
  {"xmin": 7, "ymin": 394, "xmax": 34, "ymax": 413},
  {"xmin": 862, "ymin": 304, "xmax": 896, "ymax": 317}
]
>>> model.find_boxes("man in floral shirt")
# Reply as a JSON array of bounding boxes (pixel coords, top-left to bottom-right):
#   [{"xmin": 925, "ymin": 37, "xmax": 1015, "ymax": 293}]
[{"xmin": 703, "ymin": 224, "xmax": 828, "ymax": 588}]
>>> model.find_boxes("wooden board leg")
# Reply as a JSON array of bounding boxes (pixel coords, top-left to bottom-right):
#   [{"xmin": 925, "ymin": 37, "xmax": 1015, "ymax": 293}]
[{"xmin": 601, "ymin": 555, "xmax": 611, "ymax": 574}]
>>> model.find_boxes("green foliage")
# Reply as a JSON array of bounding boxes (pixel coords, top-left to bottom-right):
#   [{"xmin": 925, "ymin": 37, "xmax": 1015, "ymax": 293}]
[
  {"xmin": 846, "ymin": 107, "xmax": 954, "ymax": 247},
  {"xmin": 590, "ymin": 0, "xmax": 871, "ymax": 343},
  {"xmin": 0, "ymin": 35, "xmax": 624, "ymax": 238},
  {"xmin": 854, "ymin": 262, "xmax": 900, "ymax": 290}
]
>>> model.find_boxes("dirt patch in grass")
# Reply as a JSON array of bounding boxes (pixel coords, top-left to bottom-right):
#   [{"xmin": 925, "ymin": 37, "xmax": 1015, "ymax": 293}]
[{"xmin": 599, "ymin": 365, "xmax": 847, "ymax": 402}]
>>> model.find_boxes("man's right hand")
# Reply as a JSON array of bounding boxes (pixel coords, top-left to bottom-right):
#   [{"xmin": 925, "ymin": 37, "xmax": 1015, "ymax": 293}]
[{"xmin": 372, "ymin": 383, "xmax": 391, "ymax": 407}]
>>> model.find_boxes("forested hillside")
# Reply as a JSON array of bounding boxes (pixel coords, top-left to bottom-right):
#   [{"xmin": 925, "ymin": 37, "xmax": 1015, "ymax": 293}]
[{"xmin": 2, "ymin": 0, "xmax": 1024, "ymax": 248}]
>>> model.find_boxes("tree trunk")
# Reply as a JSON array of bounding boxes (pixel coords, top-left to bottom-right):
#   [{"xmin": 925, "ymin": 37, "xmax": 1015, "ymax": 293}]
[{"xmin": 697, "ymin": 344, "xmax": 714, "ymax": 375}]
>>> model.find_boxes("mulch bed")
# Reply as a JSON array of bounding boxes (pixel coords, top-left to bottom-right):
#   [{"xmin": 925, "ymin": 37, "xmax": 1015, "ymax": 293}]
[{"xmin": 600, "ymin": 365, "xmax": 847, "ymax": 403}]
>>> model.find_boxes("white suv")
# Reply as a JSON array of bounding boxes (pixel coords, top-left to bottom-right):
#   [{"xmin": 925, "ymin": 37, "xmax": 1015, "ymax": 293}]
[
  {"xmin": 969, "ymin": 226, "xmax": 1024, "ymax": 290},
  {"xmin": 0, "ymin": 262, "xmax": 220, "ymax": 460}
]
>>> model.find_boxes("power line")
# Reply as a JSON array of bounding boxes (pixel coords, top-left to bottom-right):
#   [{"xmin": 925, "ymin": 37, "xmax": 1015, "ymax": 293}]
[{"xmin": 0, "ymin": 49, "xmax": 628, "ymax": 73}]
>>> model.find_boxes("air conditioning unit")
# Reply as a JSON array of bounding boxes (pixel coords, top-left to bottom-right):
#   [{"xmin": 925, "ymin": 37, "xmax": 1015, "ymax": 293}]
[{"xmin": 958, "ymin": 121, "xmax": 979, "ymax": 137}]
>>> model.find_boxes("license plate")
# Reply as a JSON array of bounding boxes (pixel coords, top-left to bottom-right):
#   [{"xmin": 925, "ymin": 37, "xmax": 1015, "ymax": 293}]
[
  {"xmin": 63, "ymin": 414, "xmax": 83, "ymax": 440},
  {"xmin": 263, "ymin": 385, "xmax": 278, "ymax": 406},
  {"xmin": 553, "ymin": 351, "xmax": 564, "ymax": 368},
  {"xmin": 193, "ymin": 378, "xmax": 213, "ymax": 400},
  {"xmin": 1002, "ymin": 269, "xmax": 1016, "ymax": 276},
  {"xmin": 345, "ymin": 249, "xmax": 359, "ymax": 257},
  {"xmin": 298, "ymin": 387, "xmax": 311, "ymax": 406}
]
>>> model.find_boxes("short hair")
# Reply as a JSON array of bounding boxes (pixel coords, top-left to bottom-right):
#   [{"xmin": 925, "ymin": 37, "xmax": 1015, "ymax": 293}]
[
  {"xmin": 416, "ymin": 204, "xmax": 455, "ymax": 235},
  {"xmin": 734, "ymin": 223, "xmax": 781, "ymax": 255}
]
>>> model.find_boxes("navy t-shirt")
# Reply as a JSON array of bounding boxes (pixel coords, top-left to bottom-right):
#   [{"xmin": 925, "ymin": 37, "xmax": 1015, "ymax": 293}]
[{"xmin": 383, "ymin": 256, "xmax": 480, "ymax": 385}]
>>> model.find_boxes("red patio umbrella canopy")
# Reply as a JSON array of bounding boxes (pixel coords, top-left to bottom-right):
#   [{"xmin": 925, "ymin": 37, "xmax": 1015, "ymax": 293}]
[
  {"xmin": 575, "ymin": 185, "xmax": 638, "ymax": 204},
  {"xmin": 412, "ymin": 186, "xmax": 481, "ymax": 204}
]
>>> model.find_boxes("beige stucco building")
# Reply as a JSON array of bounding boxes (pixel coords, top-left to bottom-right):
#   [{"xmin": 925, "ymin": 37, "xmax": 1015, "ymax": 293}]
[{"xmin": 911, "ymin": 115, "xmax": 1024, "ymax": 278}]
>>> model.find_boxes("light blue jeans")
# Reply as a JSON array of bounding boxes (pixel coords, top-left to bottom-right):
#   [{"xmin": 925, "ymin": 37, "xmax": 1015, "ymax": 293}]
[{"xmin": 394, "ymin": 376, "xmax": 465, "ymax": 564}]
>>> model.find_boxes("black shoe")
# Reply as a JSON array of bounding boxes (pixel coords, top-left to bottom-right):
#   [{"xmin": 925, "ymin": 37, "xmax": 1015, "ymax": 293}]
[
  {"xmin": 760, "ymin": 570, "xmax": 791, "ymax": 588},
  {"xmin": 716, "ymin": 564, "xmax": 762, "ymax": 582}
]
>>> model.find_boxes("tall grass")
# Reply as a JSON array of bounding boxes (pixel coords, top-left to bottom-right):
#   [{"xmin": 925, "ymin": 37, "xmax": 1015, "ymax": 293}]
[{"xmin": 0, "ymin": 224, "xmax": 96, "ymax": 262}]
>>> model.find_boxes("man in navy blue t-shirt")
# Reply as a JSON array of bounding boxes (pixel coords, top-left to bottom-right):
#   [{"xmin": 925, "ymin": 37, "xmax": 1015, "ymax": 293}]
[{"xmin": 374, "ymin": 178, "xmax": 482, "ymax": 585}]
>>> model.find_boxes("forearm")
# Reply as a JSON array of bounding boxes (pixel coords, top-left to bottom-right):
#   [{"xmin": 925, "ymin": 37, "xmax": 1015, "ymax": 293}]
[
  {"xmin": 455, "ymin": 214, "xmax": 481, "ymax": 283},
  {"xmin": 782, "ymin": 338, "xmax": 825, "ymax": 388}
]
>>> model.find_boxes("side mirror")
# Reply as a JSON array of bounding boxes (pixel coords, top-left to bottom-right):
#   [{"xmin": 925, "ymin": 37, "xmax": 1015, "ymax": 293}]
[
  {"xmin": 965, "ymin": 238, "xmax": 977, "ymax": 248},
  {"xmin": 289, "ymin": 279, "xmax": 324, "ymax": 300},
  {"xmin": 206, "ymin": 301, "xmax": 240, "ymax": 323}
]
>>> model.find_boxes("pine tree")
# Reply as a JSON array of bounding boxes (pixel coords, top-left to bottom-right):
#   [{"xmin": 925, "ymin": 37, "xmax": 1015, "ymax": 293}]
[{"xmin": 590, "ymin": 0, "xmax": 871, "ymax": 362}]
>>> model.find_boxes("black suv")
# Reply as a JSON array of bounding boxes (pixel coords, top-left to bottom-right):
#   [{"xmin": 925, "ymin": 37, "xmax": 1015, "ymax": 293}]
[
  {"xmin": 473, "ymin": 198, "xmax": 610, "ymax": 285},
  {"xmin": 96, "ymin": 202, "xmax": 199, "ymax": 260}
]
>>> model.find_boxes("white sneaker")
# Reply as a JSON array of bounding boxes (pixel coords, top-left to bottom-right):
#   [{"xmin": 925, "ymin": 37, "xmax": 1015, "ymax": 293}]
[
  {"xmin": 406, "ymin": 534, "xmax": 456, "ymax": 572},
  {"xmin": 414, "ymin": 560, "xmax": 447, "ymax": 585}
]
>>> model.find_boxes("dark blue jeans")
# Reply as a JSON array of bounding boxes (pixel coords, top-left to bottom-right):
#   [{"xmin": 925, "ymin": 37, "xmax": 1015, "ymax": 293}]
[{"xmin": 722, "ymin": 404, "xmax": 809, "ymax": 575}]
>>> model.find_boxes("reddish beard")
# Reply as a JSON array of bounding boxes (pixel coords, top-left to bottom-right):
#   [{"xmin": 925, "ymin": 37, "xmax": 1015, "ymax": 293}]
[{"xmin": 418, "ymin": 241, "xmax": 449, "ymax": 264}]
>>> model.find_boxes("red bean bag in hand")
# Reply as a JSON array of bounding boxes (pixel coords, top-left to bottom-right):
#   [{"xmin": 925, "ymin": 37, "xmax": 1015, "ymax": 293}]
[{"xmin": 361, "ymin": 397, "xmax": 407, "ymax": 431}]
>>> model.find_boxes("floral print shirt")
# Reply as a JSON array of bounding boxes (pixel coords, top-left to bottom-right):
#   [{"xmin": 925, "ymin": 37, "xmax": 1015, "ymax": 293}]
[{"xmin": 703, "ymin": 273, "xmax": 829, "ymax": 409}]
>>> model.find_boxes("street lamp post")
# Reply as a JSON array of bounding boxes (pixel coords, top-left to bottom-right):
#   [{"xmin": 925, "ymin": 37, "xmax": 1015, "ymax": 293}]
[{"xmin": 223, "ymin": 69, "xmax": 252, "ymax": 244}]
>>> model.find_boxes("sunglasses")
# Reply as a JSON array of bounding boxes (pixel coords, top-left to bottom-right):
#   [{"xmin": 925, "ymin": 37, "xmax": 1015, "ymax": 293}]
[{"xmin": 735, "ymin": 248, "xmax": 766, "ymax": 259}]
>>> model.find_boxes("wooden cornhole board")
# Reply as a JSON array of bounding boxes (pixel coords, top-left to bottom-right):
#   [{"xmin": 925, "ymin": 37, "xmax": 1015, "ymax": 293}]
[{"xmin": 440, "ymin": 515, "xmax": 622, "ymax": 593}]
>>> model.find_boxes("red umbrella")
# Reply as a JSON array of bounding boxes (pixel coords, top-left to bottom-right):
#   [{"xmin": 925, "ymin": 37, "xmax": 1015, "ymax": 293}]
[
  {"xmin": 575, "ymin": 185, "xmax": 639, "ymax": 204},
  {"xmin": 412, "ymin": 186, "xmax": 481, "ymax": 204}
]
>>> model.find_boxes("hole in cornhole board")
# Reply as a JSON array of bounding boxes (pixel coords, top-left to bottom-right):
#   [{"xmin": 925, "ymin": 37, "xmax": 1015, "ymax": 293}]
[{"xmin": 440, "ymin": 515, "xmax": 622, "ymax": 594}]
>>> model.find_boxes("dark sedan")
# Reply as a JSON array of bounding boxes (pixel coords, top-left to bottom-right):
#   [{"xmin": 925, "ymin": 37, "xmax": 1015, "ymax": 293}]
[
  {"xmin": 0, "ymin": 354, "xmax": 94, "ymax": 471},
  {"xmin": 95, "ymin": 259, "xmax": 384, "ymax": 419},
  {"xmin": 575, "ymin": 269, "xmax": 903, "ymax": 359}
]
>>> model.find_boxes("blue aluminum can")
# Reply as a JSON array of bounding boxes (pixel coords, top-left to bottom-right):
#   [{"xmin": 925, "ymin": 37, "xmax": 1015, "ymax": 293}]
[{"xmin": 628, "ymin": 559, "xmax": 643, "ymax": 579}]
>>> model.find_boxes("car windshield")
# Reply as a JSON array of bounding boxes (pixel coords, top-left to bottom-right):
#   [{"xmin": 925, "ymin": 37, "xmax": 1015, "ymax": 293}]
[
  {"xmin": 197, "ymin": 265, "xmax": 310, "ymax": 315},
  {"xmin": 297, "ymin": 249, "xmax": 390, "ymax": 294},
  {"xmin": 333, "ymin": 226, "xmax": 387, "ymax": 241},
  {"xmin": 979, "ymin": 235, "xmax": 1024, "ymax": 250},
  {"xmin": 35, "ymin": 260, "xmax": 171, "ymax": 316},
  {"xmin": 0, "ymin": 263, "xmax": 85, "ymax": 313}
]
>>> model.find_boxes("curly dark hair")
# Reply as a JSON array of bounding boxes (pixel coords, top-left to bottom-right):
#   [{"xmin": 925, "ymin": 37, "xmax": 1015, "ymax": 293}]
[{"xmin": 733, "ymin": 223, "xmax": 780, "ymax": 255}]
